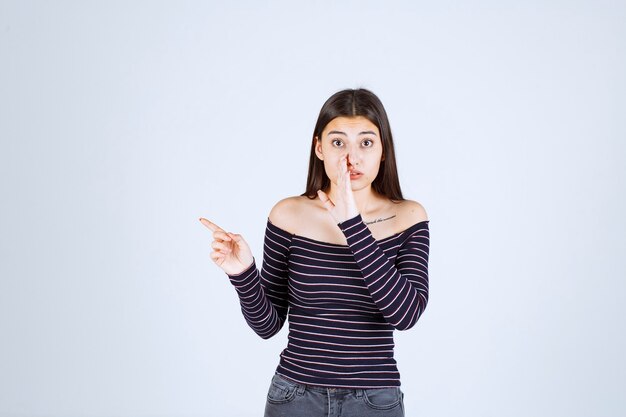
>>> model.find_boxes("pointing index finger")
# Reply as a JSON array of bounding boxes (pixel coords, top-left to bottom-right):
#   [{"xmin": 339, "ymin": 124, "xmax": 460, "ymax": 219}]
[{"xmin": 199, "ymin": 217, "xmax": 224, "ymax": 233}]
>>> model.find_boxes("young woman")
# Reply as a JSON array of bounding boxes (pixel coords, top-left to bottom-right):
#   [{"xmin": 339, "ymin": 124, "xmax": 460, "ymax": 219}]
[{"xmin": 200, "ymin": 88, "xmax": 430, "ymax": 417}]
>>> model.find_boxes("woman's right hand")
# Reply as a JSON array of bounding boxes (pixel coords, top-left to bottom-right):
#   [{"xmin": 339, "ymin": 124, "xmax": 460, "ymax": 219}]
[{"xmin": 199, "ymin": 217, "xmax": 254, "ymax": 275}]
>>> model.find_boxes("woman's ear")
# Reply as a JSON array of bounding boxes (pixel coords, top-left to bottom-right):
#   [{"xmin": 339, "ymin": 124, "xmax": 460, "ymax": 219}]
[{"xmin": 314, "ymin": 136, "xmax": 324, "ymax": 161}]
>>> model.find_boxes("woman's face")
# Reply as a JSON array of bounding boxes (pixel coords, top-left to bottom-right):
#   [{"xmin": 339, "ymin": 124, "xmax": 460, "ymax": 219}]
[{"xmin": 315, "ymin": 116, "xmax": 384, "ymax": 191}]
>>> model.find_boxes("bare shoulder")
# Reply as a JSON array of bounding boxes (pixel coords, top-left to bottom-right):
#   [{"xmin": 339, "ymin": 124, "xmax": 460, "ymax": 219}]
[
  {"xmin": 397, "ymin": 199, "xmax": 429, "ymax": 228},
  {"xmin": 268, "ymin": 195, "xmax": 316, "ymax": 233}
]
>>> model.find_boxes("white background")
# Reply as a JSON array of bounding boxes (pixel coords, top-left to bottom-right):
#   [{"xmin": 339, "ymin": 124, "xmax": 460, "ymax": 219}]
[{"xmin": 1, "ymin": 1, "xmax": 625, "ymax": 416}]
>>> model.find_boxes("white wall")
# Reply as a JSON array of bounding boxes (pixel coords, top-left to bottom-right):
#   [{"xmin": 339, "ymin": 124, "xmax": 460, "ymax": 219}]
[{"xmin": 1, "ymin": 1, "xmax": 624, "ymax": 416}]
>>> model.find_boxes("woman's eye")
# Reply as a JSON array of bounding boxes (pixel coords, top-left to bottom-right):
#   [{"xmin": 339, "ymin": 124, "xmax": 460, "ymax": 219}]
[
  {"xmin": 362, "ymin": 139, "xmax": 373, "ymax": 147},
  {"xmin": 332, "ymin": 139, "xmax": 343, "ymax": 147}
]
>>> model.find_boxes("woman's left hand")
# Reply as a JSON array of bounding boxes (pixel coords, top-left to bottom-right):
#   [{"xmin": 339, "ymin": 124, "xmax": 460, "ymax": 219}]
[{"xmin": 317, "ymin": 155, "xmax": 360, "ymax": 224}]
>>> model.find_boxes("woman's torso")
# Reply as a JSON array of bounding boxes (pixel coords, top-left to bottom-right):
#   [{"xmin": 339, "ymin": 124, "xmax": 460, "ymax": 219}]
[{"xmin": 263, "ymin": 194, "xmax": 429, "ymax": 388}]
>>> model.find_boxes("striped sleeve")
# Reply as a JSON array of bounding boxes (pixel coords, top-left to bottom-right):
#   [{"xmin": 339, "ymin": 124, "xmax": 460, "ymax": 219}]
[
  {"xmin": 338, "ymin": 213, "xmax": 430, "ymax": 331},
  {"xmin": 226, "ymin": 220, "xmax": 292, "ymax": 339}
]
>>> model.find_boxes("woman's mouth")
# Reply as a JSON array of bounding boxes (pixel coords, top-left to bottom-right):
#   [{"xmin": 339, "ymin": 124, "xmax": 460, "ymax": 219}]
[{"xmin": 349, "ymin": 170, "xmax": 363, "ymax": 179}]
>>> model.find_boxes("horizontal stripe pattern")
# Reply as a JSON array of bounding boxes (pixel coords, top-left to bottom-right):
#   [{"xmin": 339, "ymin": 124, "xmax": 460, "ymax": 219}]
[{"xmin": 227, "ymin": 213, "xmax": 429, "ymax": 388}]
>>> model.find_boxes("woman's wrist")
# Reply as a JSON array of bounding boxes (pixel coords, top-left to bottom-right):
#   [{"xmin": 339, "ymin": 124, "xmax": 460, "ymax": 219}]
[
  {"xmin": 226, "ymin": 258, "xmax": 256, "ymax": 277},
  {"xmin": 337, "ymin": 212, "xmax": 362, "ymax": 227}
]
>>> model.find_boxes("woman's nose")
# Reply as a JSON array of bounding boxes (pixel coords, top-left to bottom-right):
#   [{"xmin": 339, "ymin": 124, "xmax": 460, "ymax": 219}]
[{"xmin": 347, "ymin": 151, "xmax": 361, "ymax": 167}]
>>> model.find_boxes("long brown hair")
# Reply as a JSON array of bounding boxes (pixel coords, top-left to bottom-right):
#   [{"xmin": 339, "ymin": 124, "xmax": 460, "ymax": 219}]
[{"xmin": 301, "ymin": 88, "xmax": 404, "ymax": 200}]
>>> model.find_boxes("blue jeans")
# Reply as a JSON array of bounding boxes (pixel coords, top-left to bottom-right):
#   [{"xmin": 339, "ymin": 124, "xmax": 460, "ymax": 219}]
[{"xmin": 264, "ymin": 373, "xmax": 405, "ymax": 417}]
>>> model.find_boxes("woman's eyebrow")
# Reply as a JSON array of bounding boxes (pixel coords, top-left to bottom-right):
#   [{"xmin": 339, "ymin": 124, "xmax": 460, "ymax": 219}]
[
  {"xmin": 326, "ymin": 130, "xmax": 378, "ymax": 136},
  {"xmin": 327, "ymin": 130, "xmax": 347, "ymax": 136}
]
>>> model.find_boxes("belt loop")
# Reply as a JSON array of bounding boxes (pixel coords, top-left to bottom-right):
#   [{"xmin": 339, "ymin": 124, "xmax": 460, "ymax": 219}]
[
  {"xmin": 296, "ymin": 383, "xmax": 305, "ymax": 395},
  {"xmin": 355, "ymin": 388, "xmax": 364, "ymax": 398}
]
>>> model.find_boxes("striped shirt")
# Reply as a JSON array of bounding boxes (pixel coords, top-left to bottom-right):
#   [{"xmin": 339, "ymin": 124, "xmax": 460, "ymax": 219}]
[{"xmin": 227, "ymin": 213, "xmax": 430, "ymax": 388}]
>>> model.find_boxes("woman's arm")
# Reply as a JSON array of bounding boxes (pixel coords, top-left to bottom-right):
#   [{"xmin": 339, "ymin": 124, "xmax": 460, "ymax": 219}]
[
  {"xmin": 226, "ymin": 220, "xmax": 292, "ymax": 339},
  {"xmin": 338, "ymin": 213, "xmax": 430, "ymax": 331}
]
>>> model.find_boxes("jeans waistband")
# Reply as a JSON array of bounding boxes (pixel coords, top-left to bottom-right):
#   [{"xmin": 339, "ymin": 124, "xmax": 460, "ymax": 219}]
[{"xmin": 274, "ymin": 373, "xmax": 399, "ymax": 397}]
